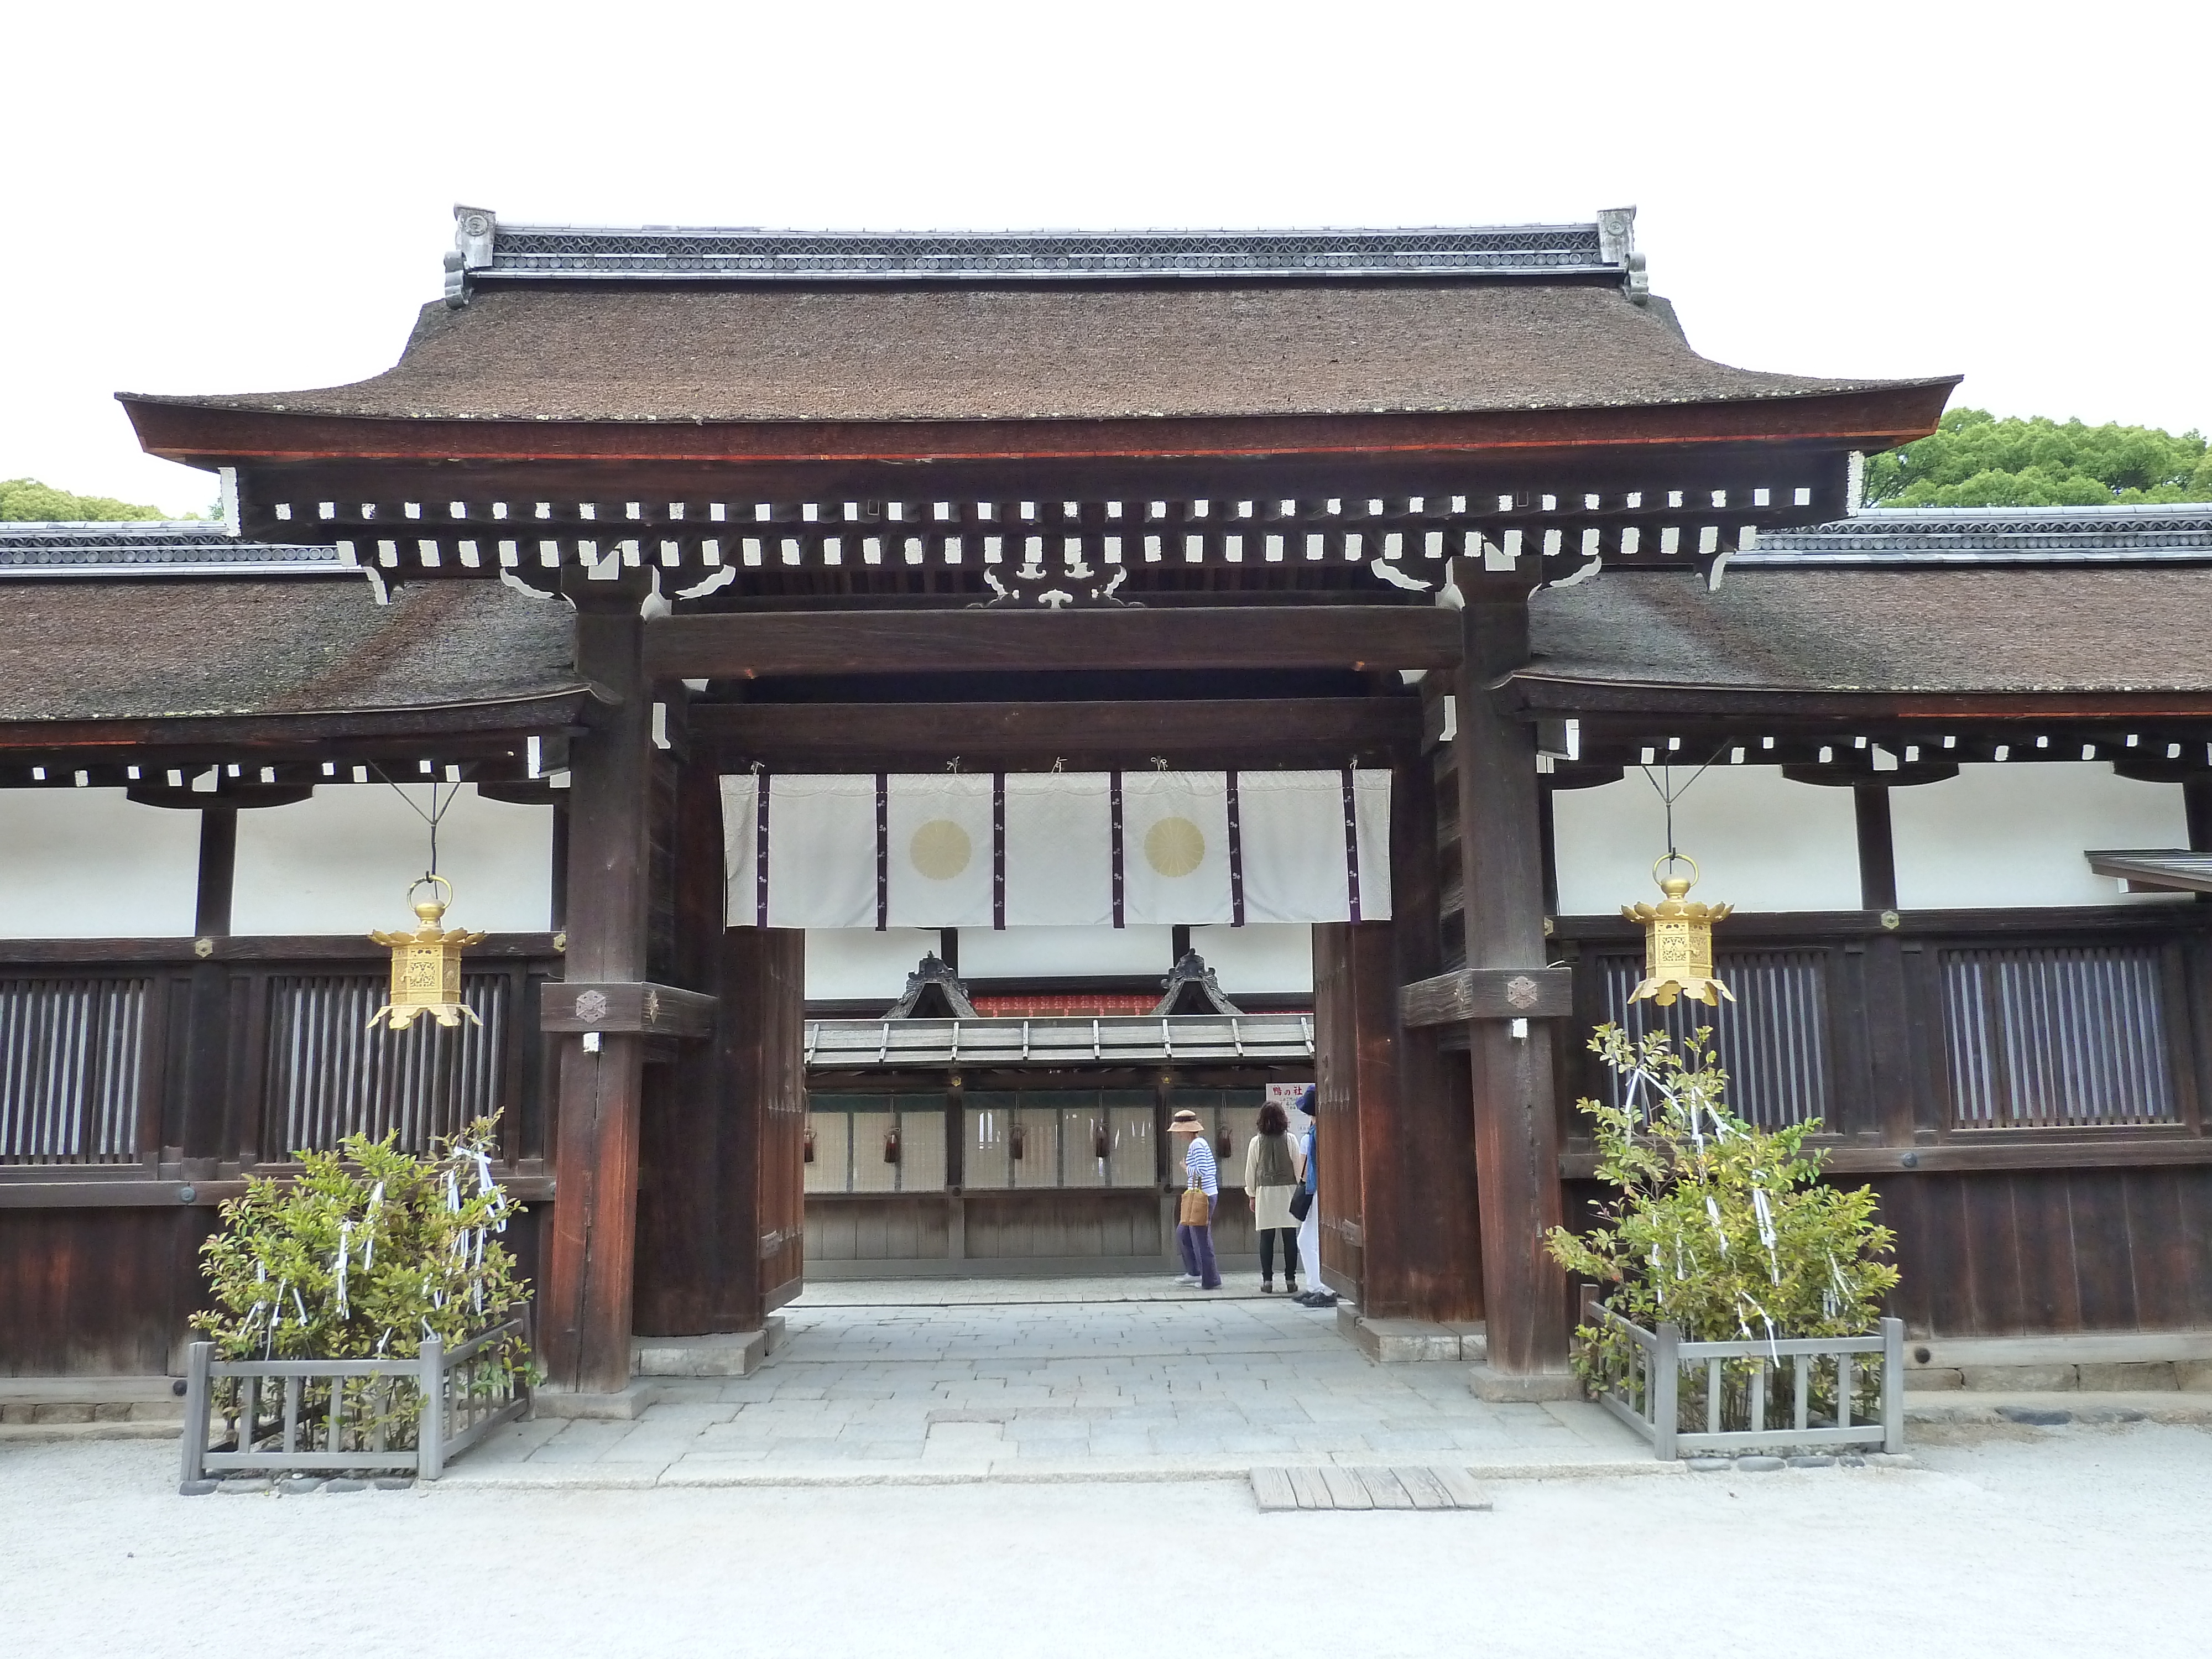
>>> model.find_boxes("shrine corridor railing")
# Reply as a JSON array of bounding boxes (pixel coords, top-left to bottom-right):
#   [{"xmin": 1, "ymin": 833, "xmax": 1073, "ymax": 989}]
[{"xmin": 0, "ymin": 938, "xmax": 559, "ymax": 1183}]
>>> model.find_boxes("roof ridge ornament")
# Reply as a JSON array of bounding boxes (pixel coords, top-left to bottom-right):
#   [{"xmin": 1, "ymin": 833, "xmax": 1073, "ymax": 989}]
[
  {"xmin": 1596, "ymin": 206, "xmax": 1648, "ymax": 304},
  {"xmin": 432, "ymin": 209, "xmax": 1645, "ymax": 299},
  {"xmin": 445, "ymin": 205, "xmax": 497, "ymax": 308}
]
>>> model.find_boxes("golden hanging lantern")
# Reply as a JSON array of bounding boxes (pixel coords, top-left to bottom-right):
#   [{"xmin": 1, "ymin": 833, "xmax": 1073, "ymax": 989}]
[
  {"xmin": 368, "ymin": 875, "xmax": 487, "ymax": 1030},
  {"xmin": 1624, "ymin": 855, "xmax": 1734, "ymax": 1008}
]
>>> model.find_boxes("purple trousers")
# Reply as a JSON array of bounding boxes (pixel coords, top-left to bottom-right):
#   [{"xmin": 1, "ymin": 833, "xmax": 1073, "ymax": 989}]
[{"xmin": 1176, "ymin": 1195, "xmax": 1220, "ymax": 1289}]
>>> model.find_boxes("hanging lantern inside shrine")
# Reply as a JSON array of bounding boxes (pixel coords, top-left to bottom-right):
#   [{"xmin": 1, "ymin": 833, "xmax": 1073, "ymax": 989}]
[
  {"xmin": 1624, "ymin": 855, "xmax": 1733, "ymax": 1008},
  {"xmin": 368, "ymin": 875, "xmax": 487, "ymax": 1030}
]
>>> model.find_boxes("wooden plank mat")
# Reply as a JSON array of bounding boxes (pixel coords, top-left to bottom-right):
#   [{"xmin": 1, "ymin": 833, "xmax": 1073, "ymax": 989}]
[{"xmin": 1251, "ymin": 1467, "xmax": 1493, "ymax": 1512}]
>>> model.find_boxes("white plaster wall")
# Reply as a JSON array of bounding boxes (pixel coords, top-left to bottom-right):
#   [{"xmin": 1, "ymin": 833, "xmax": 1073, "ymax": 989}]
[
  {"xmin": 1551, "ymin": 765, "xmax": 1861, "ymax": 915},
  {"xmin": 0, "ymin": 789, "xmax": 200, "ymax": 937},
  {"xmin": 1891, "ymin": 763, "xmax": 2188, "ymax": 910},
  {"xmin": 956, "ymin": 925, "xmax": 1176, "ymax": 980},
  {"xmin": 806, "ymin": 928, "xmax": 939, "ymax": 1001},
  {"xmin": 1191, "ymin": 923, "xmax": 1314, "ymax": 995},
  {"xmin": 232, "ymin": 785, "xmax": 553, "ymax": 935}
]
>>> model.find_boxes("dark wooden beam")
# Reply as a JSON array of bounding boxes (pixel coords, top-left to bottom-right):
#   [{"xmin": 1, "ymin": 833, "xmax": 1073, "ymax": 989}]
[
  {"xmin": 540, "ymin": 981, "xmax": 718, "ymax": 1039},
  {"xmin": 692, "ymin": 697, "xmax": 1420, "ymax": 771},
  {"xmin": 1401, "ymin": 967, "xmax": 1574, "ymax": 1026},
  {"xmin": 0, "ymin": 933, "xmax": 562, "ymax": 966},
  {"xmin": 1510, "ymin": 679, "xmax": 2212, "ymax": 723},
  {"xmin": 0, "ymin": 694, "xmax": 591, "ymax": 758},
  {"xmin": 1548, "ymin": 905, "xmax": 2212, "ymax": 942},
  {"xmin": 0, "ymin": 1174, "xmax": 559, "ymax": 1208},
  {"xmin": 1560, "ymin": 1135, "xmax": 2212, "ymax": 1180},
  {"xmin": 646, "ymin": 607, "xmax": 1460, "ymax": 681}
]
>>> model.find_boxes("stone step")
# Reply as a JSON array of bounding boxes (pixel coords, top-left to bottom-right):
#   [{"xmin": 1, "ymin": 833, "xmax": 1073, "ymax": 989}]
[
  {"xmin": 1334, "ymin": 1306, "xmax": 1487, "ymax": 1363},
  {"xmin": 630, "ymin": 1316, "xmax": 784, "ymax": 1379},
  {"xmin": 1251, "ymin": 1464, "xmax": 1493, "ymax": 1511}
]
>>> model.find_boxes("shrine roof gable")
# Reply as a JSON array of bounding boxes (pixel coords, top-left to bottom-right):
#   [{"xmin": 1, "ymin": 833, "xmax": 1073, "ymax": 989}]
[{"xmin": 121, "ymin": 211, "xmax": 1950, "ymax": 433}]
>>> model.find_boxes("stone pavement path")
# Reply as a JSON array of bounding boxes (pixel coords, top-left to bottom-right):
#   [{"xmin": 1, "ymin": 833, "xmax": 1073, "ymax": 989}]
[{"xmin": 448, "ymin": 1280, "xmax": 1649, "ymax": 1488}]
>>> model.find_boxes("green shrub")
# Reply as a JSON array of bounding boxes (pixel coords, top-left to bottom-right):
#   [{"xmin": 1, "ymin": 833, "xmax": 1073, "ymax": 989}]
[
  {"xmin": 1546, "ymin": 1026, "xmax": 1900, "ymax": 1424},
  {"xmin": 195, "ymin": 1118, "xmax": 529, "ymax": 1444}
]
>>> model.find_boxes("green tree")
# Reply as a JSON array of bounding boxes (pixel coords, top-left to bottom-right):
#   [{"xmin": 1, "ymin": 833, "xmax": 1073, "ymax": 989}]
[
  {"xmin": 1863, "ymin": 409, "xmax": 2211, "ymax": 507},
  {"xmin": 0, "ymin": 477, "xmax": 172, "ymax": 521}
]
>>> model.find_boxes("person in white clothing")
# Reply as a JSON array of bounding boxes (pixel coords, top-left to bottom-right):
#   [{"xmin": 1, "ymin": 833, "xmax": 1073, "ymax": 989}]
[{"xmin": 1291, "ymin": 1086, "xmax": 1333, "ymax": 1307}]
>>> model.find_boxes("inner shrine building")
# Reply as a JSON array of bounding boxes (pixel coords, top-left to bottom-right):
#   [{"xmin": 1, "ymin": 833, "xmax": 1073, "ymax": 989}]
[{"xmin": 8, "ymin": 207, "xmax": 2211, "ymax": 1402}]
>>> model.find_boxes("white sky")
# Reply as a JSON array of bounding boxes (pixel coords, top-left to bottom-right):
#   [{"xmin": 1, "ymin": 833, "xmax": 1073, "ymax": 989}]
[{"xmin": 6, "ymin": 0, "xmax": 2206, "ymax": 515}]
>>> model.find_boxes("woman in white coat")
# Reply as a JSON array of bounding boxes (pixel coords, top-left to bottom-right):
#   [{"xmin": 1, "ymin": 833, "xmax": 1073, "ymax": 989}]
[{"xmin": 1244, "ymin": 1100, "xmax": 1302, "ymax": 1294}]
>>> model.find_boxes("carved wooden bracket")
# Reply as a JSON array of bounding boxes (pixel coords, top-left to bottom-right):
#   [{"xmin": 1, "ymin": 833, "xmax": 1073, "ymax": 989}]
[
  {"xmin": 1400, "ymin": 967, "xmax": 1573, "ymax": 1027},
  {"xmin": 540, "ymin": 980, "xmax": 718, "ymax": 1039}
]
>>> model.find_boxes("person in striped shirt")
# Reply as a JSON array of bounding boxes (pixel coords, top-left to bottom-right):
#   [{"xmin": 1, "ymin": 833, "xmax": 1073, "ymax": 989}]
[{"xmin": 1168, "ymin": 1108, "xmax": 1221, "ymax": 1290}]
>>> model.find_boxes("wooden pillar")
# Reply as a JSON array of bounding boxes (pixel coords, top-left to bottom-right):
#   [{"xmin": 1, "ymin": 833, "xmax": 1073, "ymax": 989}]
[
  {"xmin": 1854, "ymin": 784, "xmax": 1898, "ymax": 912},
  {"xmin": 1347, "ymin": 749, "xmax": 1484, "ymax": 1322},
  {"xmin": 541, "ymin": 573, "xmax": 655, "ymax": 1396},
  {"xmin": 194, "ymin": 807, "xmax": 237, "ymax": 938},
  {"xmin": 1452, "ymin": 559, "xmax": 1568, "ymax": 1376},
  {"xmin": 177, "ymin": 806, "xmax": 239, "ymax": 1170}
]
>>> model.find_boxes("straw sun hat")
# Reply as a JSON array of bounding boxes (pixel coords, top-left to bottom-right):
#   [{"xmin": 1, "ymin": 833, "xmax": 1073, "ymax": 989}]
[{"xmin": 1167, "ymin": 1109, "xmax": 1206, "ymax": 1135}]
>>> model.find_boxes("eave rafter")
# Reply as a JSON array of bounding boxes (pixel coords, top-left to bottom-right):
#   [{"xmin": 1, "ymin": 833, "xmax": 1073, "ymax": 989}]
[
  {"xmin": 237, "ymin": 479, "xmax": 1844, "ymax": 592},
  {"xmin": 120, "ymin": 383, "xmax": 1954, "ymax": 592},
  {"xmin": 1514, "ymin": 696, "xmax": 2212, "ymax": 787},
  {"xmin": 0, "ymin": 692, "xmax": 589, "ymax": 789}
]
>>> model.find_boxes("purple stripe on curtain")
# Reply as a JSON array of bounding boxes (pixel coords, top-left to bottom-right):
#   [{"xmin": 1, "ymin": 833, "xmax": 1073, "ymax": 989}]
[
  {"xmin": 1227, "ymin": 770, "xmax": 1245, "ymax": 927},
  {"xmin": 1341, "ymin": 767, "xmax": 1363, "ymax": 924},
  {"xmin": 1109, "ymin": 770, "xmax": 1126, "ymax": 929},
  {"xmin": 992, "ymin": 773, "xmax": 1007, "ymax": 931},
  {"xmin": 874, "ymin": 771, "xmax": 889, "ymax": 932},
  {"xmin": 754, "ymin": 772, "xmax": 770, "ymax": 928}
]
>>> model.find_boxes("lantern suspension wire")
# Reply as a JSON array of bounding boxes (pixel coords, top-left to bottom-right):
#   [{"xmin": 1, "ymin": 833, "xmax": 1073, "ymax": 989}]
[
  {"xmin": 1637, "ymin": 747, "xmax": 1727, "ymax": 864},
  {"xmin": 369, "ymin": 764, "xmax": 461, "ymax": 879}
]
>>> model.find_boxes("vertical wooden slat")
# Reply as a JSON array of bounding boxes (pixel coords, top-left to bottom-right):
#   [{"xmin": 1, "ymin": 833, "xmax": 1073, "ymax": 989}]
[
  {"xmin": 259, "ymin": 972, "xmax": 509, "ymax": 1155},
  {"xmin": 1597, "ymin": 950, "xmax": 1830, "ymax": 1129},
  {"xmin": 1939, "ymin": 944, "xmax": 2176, "ymax": 1129},
  {"xmin": 0, "ymin": 977, "xmax": 153, "ymax": 1162}
]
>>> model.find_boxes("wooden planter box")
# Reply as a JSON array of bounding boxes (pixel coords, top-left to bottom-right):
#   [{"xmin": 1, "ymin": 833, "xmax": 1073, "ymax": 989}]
[
  {"xmin": 1588, "ymin": 1302, "xmax": 1905, "ymax": 1460},
  {"xmin": 179, "ymin": 1314, "xmax": 530, "ymax": 1489}
]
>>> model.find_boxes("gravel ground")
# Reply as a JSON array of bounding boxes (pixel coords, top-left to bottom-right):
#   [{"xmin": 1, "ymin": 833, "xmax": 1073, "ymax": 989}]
[{"xmin": 5, "ymin": 1423, "xmax": 2208, "ymax": 1658}]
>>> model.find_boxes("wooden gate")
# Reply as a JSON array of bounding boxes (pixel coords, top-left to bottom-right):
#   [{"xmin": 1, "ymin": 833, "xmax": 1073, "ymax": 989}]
[{"xmin": 633, "ymin": 757, "xmax": 807, "ymax": 1335}]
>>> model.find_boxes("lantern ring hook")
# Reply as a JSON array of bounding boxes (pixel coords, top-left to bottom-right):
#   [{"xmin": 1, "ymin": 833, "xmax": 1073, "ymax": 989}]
[
  {"xmin": 408, "ymin": 873, "xmax": 455, "ymax": 907},
  {"xmin": 1652, "ymin": 852, "xmax": 1699, "ymax": 888}
]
